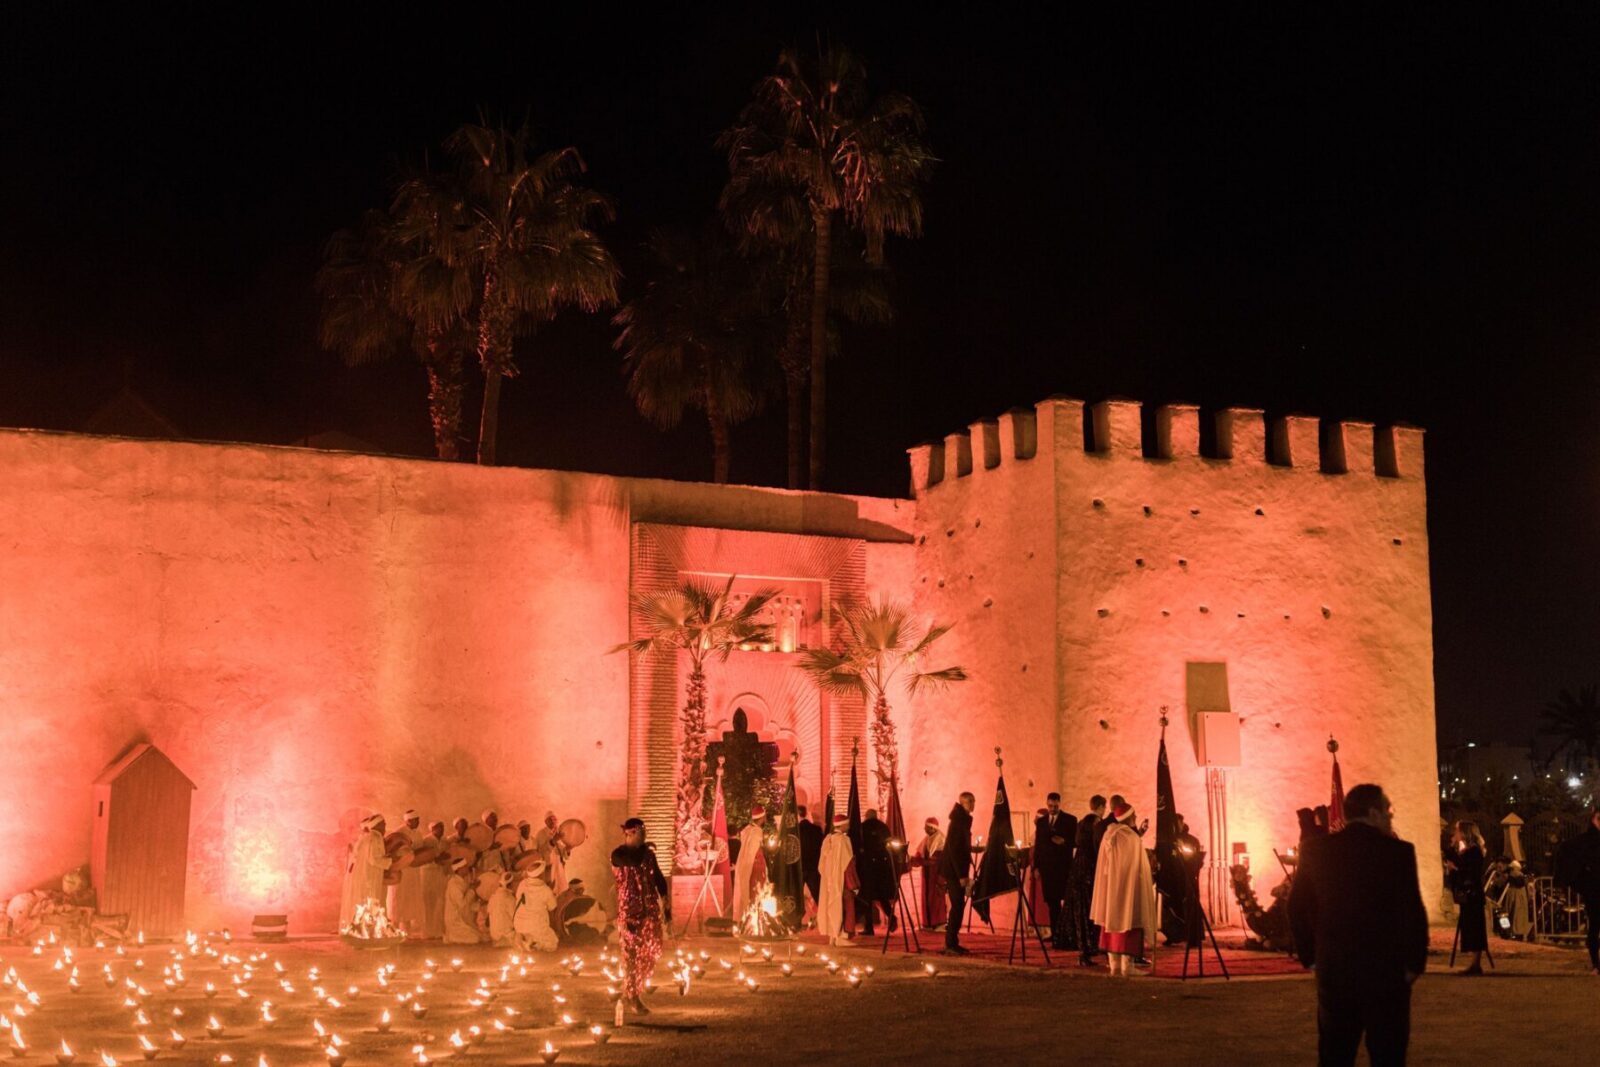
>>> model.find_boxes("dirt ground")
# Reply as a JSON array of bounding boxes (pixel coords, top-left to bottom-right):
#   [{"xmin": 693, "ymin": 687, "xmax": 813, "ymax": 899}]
[{"xmin": 1, "ymin": 929, "xmax": 1593, "ymax": 1066}]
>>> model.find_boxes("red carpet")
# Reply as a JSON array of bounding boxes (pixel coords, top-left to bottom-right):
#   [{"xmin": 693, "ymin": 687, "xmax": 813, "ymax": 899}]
[{"xmin": 796, "ymin": 926, "xmax": 1305, "ymax": 979}]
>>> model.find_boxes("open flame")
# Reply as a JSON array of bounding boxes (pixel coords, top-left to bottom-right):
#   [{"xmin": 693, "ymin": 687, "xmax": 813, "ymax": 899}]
[
  {"xmin": 340, "ymin": 902, "xmax": 405, "ymax": 941},
  {"xmin": 737, "ymin": 883, "xmax": 791, "ymax": 941}
]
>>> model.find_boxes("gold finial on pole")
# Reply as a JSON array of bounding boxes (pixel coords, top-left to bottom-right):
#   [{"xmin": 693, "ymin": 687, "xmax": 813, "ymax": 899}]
[
  {"xmin": 1327, "ymin": 736, "xmax": 1339, "ymax": 756},
  {"xmin": 994, "ymin": 745, "xmax": 1003, "ymax": 770},
  {"xmin": 1159, "ymin": 705, "xmax": 1170, "ymax": 734}
]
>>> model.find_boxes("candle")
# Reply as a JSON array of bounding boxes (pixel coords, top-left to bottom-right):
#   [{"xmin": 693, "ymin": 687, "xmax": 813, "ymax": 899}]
[
  {"xmin": 167, "ymin": 1031, "xmax": 185, "ymax": 1051},
  {"xmin": 55, "ymin": 1038, "xmax": 75, "ymax": 1066},
  {"xmin": 924, "ymin": 963, "xmax": 939, "ymax": 977},
  {"xmin": 205, "ymin": 1017, "xmax": 224, "ymax": 1038},
  {"xmin": 409, "ymin": 1002, "xmax": 427, "ymax": 1019},
  {"xmin": 98, "ymin": 1052, "xmax": 119, "ymax": 1067},
  {"xmin": 468, "ymin": 1026, "xmax": 485, "ymax": 1047},
  {"xmin": 137, "ymin": 1035, "xmax": 158, "ymax": 1061},
  {"xmin": 375, "ymin": 1010, "xmax": 391, "ymax": 1033},
  {"xmin": 323, "ymin": 1047, "xmax": 344, "ymax": 1067},
  {"xmin": 9, "ymin": 1026, "xmax": 24, "ymax": 1058},
  {"xmin": 780, "ymin": 963, "xmax": 792, "ymax": 977},
  {"xmin": 449, "ymin": 960, "xmax": 463, "ymax": 973},
  {"xmin": 589, "ymin": 1025, "xmax": 609, "ymax": 1046},
  {"xmin": 539, "ymin": 1042, "xmax": 559, "ymax": 1064}
]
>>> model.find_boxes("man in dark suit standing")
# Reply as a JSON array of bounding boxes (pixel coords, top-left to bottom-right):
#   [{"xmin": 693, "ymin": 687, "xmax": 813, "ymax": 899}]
[
  {"xmin": 1073, "ymin": 794, "xmax": 1107, "ymax": 965},
  {"xmin": 1034, "ymin": 792, "xmax": 1077, "ymax": 948},
  {"xmin": 795, "ymin": 805, "xmax": 824, "ymax": 920},
  {"xmin": 1290, "ymin": 783, "xmax": 1429, "ymax": 1067},
  {"xmin": 939, "ymin": 791, "xmax": 976, "ymax": 955}
]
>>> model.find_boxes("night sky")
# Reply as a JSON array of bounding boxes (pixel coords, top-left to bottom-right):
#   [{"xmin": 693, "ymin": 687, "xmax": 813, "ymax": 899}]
[{"xmin": 4, "ymin": 8, "xmax": 1598, "ymax": 747}]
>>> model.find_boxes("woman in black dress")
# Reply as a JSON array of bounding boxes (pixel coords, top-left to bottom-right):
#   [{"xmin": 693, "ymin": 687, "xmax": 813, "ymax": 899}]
[{"xmin": 1447, "ymin": 820, "xmax": 1488, "ymax": 974}]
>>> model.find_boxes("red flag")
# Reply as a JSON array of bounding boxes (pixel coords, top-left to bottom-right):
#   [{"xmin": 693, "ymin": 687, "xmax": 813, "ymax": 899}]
[
  {"xmin": 1329, "ymin": 754, "xmax": 1346, "ymax": 831},
  {"xmin": 710, "ymin": 770, "xmax": 731, "ymax": 877},
  {"xmin": 885, "ymin": 774, "xmax": 909, "ymax": 877}
]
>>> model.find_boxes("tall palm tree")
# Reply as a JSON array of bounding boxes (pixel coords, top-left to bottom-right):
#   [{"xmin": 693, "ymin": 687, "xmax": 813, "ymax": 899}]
[
  {"xmin": 1541, "ymin": 684, "xmax": 1600, "ymax": 769},
  {"xmin": 798, "ymin": 598, "xmax": 965, "ymax": 807},
  {"xmin": 612, "ymin": 577, "xmax": 779, "ymax": 870},
  {"xmin": 315, "ymin": 207, "xmax": 475, "ymax": 460},
  {"xmin": 720, "ymin": 43, "xmax": 932, "ymax": 489},
  {"xmin": 442, "ymin": 121, "xmax": 620, "ymax": 466},
  {"xmin": 613, "ymin": 226, "xmax": 772, "ymax": 483},
  {"xmin": 720, "ymin": 172, "xmax": 893, "ymax": 488}
]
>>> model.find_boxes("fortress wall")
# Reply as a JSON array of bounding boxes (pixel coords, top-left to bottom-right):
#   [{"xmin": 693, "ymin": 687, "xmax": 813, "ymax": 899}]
[
  {"xmin": 902, "ymin": 405, "xmax": 1062, "ymax": 829},
  {"xmin": 909, "ymin": 398, "xmax": 1441, "ymax": 914},
  {"xmin": 0, "ymin": 430, "xmax": 914, "ymax": 930}
]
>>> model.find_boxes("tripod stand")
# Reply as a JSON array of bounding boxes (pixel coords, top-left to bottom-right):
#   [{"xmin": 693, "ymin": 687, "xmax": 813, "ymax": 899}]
[
  {"xmin": 677, "ymin": 851, "xmax": 725, "ymax": 937},
  {"xmin": 1005, "ymin": 849, "xmax": 1053, "ymax": 964},
  {"xmin": 881, "ymin": 856, "xmax": 924, "ymax": 955},
  {"xmin": 1179, "ymin": 867, "xmax": 1230, "ymax": 980}
]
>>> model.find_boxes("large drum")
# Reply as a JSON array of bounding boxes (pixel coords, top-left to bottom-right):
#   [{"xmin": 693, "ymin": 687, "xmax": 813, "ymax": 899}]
[
  {"xmin": 444, "ymin": 841, "xmax": 477, "ymax": 866},
  {"xmin": 557, "ymin": 819, "xmax": 587, "ymax": 849},
  {"xmin": 512, "ymin": 850, "xmax": 544, "ymax": 872},
  {"xmin": 464, "ymin": 822, "xmax": 494, "ymax": 851},
  {"xmin": 410, "ymin": 842, "xmax": 441, "ymax": 867},
  {"xmin": 475, "ymin": 871, "xmax": 501, "ymax": 902},
  {"xmin": 383, "ymin": 831, "xmax": 412, "ymax": 856},
  {"xmin": 492, "ymin": 825, "xmax": 522, "ymax": 850}
]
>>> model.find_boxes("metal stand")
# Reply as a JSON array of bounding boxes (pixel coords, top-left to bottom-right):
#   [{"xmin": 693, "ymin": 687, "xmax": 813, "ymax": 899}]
[
  {"xmin": 1005, "ymin": 850, "xmax": 1053, "ymax": 965},
  {"xmin": 1179, "ymin": 869, "xmax": 1230, "ymax": 980},
  {"xmin": 881, "ymin": 861, "xmax": 924, "ymax": 955},
  {"xmin": 677, "ymin": 852, "xmax": 724, "ymax": 937},
  {"xmin": 1448, "ymin": 918, "xmax": 1496, "ymax": 969}
]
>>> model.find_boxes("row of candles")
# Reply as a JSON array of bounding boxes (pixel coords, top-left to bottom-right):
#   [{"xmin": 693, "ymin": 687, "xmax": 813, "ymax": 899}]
[{"xmin": 2, "ymin": 919, "xmax": 946, "ymax": 1065}]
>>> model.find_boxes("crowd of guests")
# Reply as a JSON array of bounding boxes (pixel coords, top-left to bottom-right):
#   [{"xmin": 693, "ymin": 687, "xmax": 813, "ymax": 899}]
[{"xmin": 340, "ymin": 807, "xmax": 607, "ymax": 951}]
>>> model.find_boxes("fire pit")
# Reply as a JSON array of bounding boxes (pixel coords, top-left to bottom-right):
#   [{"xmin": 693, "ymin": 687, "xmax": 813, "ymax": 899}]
[
  {"xmin": 734, "ymin": 885, "xmax": 795, "ymax": 944},
  {"xmin": 338, "ymin": 901, "xmax": 407, "ymax": 949}
]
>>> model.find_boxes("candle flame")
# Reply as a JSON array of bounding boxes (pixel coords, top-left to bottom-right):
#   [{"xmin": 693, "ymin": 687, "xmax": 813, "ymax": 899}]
[
  {"xmin": 99, "ymin": 1052, "xmax": 119, "ymax": 1066},
  {"xmin": 61, "ymin": 1039, "xmax": 74, "ymax": 1055}
]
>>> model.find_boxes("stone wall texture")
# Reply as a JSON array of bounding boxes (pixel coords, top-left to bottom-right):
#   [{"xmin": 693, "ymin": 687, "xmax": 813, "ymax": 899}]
[{"xmin": 0, "ymin": 400, "xmax": 1442, "ymax": 928}]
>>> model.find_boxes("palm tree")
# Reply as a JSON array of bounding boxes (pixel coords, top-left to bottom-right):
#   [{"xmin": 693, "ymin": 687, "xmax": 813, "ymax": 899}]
[
  {"xmin": 720, "ymin": 172, "xmax": 893, "ymax": 488},
  {"xmin": 720, "ymin": 43, "xmax": 932, "ymax": 489},
  {"xmin": 1541, "ymin": 684, "xmax": 1600, "ymax": 770},
  {"xmin": 315, "ymin": 207, "xmax": 474, "ymax": 460},
  {"xmin": 442, "ymin": 121, "xmax": 620, "ymax": 466},
  {"xmin": 612, "ymin": 577, "xmax": 779, "ymax": 870},
  {"xmin": 798, "ymin": 598, "xmax": 965, "ymax": 807},
  {"xmin": 613, "ymin": 226, "xmax": 772, "ymax": 483}
]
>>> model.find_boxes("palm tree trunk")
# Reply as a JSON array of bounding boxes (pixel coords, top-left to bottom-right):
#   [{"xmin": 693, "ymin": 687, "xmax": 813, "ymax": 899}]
[
  {"xmin": 706, "ymin": 401, "xmax": 732, "ymax": 484},
  {"xmin": 423, "ymin": 339, "xmax": 464, "ymax": 461},
  {"xmin": 808, "ymin": 208, "xmax": 833, "ymax": 490},
  {"xmin": 676, "ymin": 664, "xmax": 711, "ymax": 870},
  {"xmin": 869, "ymin": 691, "xmax": 897, "ymax": 810},
  {"xmin": 476, "ymin": 257, "xmax": 512, "ymax": 466},
  {"xmin": 784, "ymin": 369, "xmax": 805, "ymax": 490}
]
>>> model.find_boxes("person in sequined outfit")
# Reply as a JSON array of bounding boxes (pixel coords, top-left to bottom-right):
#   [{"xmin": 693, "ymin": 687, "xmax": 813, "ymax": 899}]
[{"xmin": 612, "ymin": 817, "xmax": 670, "ymax": 1015}]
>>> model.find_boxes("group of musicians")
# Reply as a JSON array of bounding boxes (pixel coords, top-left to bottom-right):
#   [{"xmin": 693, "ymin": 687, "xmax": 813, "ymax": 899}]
[{"xmin": 342, "ymin": 807, "xmax": 604, "ymax": 949}]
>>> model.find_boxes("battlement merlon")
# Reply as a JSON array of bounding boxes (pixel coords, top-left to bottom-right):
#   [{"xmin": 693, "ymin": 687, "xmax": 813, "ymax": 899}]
[{"xmin": 907, "ymin": 396, "xmax": 1425, "ymax": 497}]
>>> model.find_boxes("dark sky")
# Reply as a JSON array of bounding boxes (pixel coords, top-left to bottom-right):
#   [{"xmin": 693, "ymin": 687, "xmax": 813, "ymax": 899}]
[{"xmin": 4, "ymin": 7, "xmax": 1598, "ymax": 746}]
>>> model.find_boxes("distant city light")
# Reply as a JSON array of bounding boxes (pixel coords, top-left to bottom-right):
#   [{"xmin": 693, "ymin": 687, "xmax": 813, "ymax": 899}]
[{"xmin": 1567, "ymin": 776, "xmax": 1582, "ymax": 789}]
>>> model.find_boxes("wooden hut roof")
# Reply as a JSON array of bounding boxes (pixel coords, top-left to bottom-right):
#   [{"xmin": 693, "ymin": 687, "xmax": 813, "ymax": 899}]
[{"xmin": 93, "ymin": 743, "xmax": 196, "ymax": 790}]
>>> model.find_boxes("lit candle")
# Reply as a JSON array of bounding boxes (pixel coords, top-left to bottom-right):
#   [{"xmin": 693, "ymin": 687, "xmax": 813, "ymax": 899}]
[
  {"xmin": 98, "ymin": 1052, "xmax": 118, "ymax": 1067},
  {"xmin": 923, "ymin": 963, "xmax": 939, "ymax": 977},
  {"xmin": 375, "ymin": 1010, "xmax": 391, "ymax": 1034},
  {"xmin": 468, "ymin": 1027, "xmax": 484, "ymax": 1047},
  {"xmin": 8, "ymin": 1026, "xmax": 24, "ymax": 1058},
  {"xmin": 780, "ymin": 963, "xmax": 792, "ymax": 977},
  {"xmin": 205, "ymin": 1017, "xmax": 224, "ymax": 1039},
  {"xmin": 323, "ymin": 1047, "xmax": 344, "ymax": 1067},
  {"xmin": 589, "ymin": 1025, "xmax": 609, "ymax": 1046},
  {"xmin": 409, "ymin": 1002, "xmax": 427, "ymax": 1019},
  {"xmin": 137, "ymin": 1035, "xmax": 158, "ymax": 1061},
  {"xmin": 55, "ymin": 1038, "xmax": 75, "ymax": 1066},
  {"xmin": 167, "ymin": 1031, "xmax": 185, "ymax": 1051},
  {"xmin": 539, "ymin": 1041, "xmax": 559, "ymax": 1064},
  {"xmin": 449, "ymin": 959, "xmax": 463, "ymax": 973}
]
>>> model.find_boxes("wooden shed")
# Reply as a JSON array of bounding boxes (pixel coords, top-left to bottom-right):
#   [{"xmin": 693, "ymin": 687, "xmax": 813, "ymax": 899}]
[{"xmin": 91, "ymin": 744, "xmax": 195, "ymax": 938}]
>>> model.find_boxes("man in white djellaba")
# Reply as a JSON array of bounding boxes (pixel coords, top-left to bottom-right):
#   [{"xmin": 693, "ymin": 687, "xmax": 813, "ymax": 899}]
[
  {"xmin": 1089, "ymin": 801, "xmax": 1157, "ymax": 977},
  {"xmin": 342, "ymin": 814, "xmax": 392, "ymax": 928},
  {"xmin": 388, "ymin": 809, "xmax": 427, "ymax": 935},
  {"xmin": 732, "ymin": 805, "xmax": 769, "ymax": 919},
  {"xmin": 817, "ymin": 812, "xmax": 854, "ymax": 946}
]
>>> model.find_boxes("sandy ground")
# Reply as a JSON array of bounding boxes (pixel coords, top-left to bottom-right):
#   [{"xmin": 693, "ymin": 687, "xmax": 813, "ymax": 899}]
[{"xmin": 0, "ymin": 929, "xmax": 1593, "ymax": 1066}]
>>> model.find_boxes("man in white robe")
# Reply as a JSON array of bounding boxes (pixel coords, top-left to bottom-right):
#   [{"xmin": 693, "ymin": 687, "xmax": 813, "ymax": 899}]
[
  {"xmin": 388, "ymin": 809, "xmax": 427, "ymax": 935},
  {"xmin": 345, "ymin": 814, "xmax": 391, "ymax": 928},
  {"xmin": 443, "ymin": 857, "xmax": 482, "ymax": 944},
  {"xmin": 817, "ymin": 813, "xmax": 854, "ymax": 946},
  {"xmin": 536, "ymin": 812, "xmax": 572, "ymax": 892},
  {"xmin": 513, "ymin": 859, "xmax": 559, "ymax": 952},
  {"xmin": 487, "ymin": 872, "xmax": 517, "ymax": 946},
  {"xmin": 733, "ymin": 806, "xmax": 769, "ymax": 920},
  {"xmin": 420, "ymin": 820, "xmax": 447, "ymax": 939},
  {"xmin": 1089, "ymin": 803, "xmax": 1158, "ymax": 977}
]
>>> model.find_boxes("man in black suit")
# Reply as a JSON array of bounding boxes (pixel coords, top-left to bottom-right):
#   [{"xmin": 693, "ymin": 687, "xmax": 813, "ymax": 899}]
[
  {"xmin": 795, "ymin": 806, "xmax": 824, "ymax": 920},
  {"xmin": 939, "ymin": 791, "xmax": 976, "ymax": 954},
  {"xmin": 1073, "ymin": 794, "xmax": 1107, "ymax": 964},
  {"xmin": 1034, "ymin": 792, "xmax": 1077, "ymax": 948},
  {"xmin": 1290, "ymin": 783, "xmax": 1429, "ymax": 1067}
]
